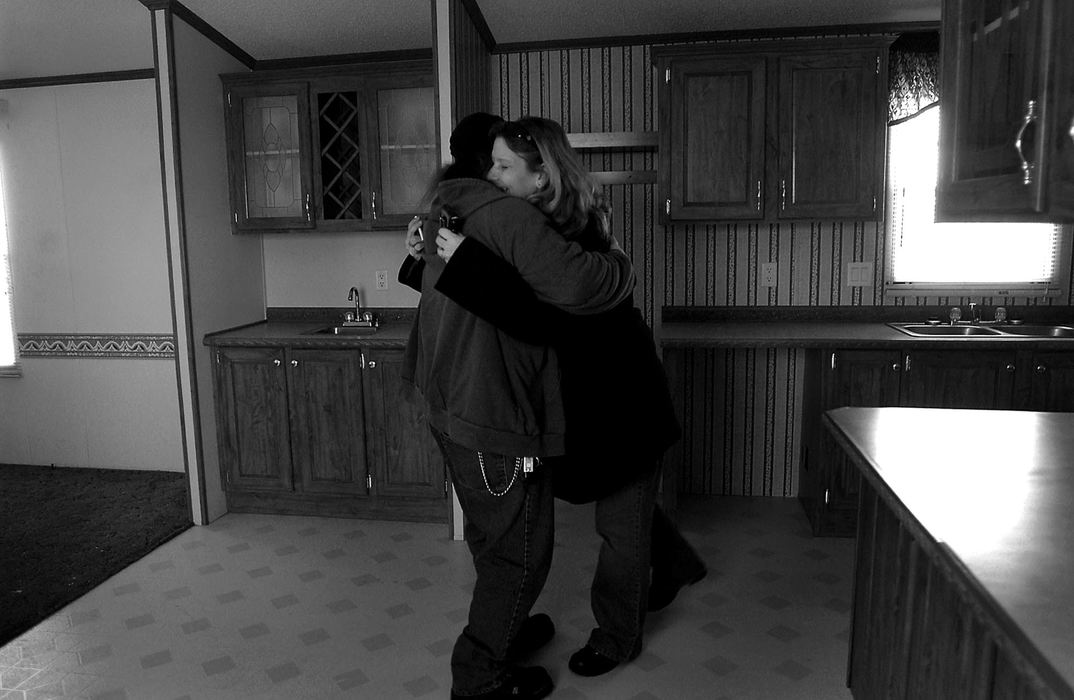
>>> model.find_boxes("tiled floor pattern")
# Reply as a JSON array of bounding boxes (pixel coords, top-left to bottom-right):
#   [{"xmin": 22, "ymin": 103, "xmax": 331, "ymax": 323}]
[{"xmin": 0, "ymin": 496, "xmax": 855, "ymax": 699}]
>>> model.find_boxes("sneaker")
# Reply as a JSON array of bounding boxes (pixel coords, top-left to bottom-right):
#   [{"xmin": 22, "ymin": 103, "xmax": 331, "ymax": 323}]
[
  {"xmin": 450, "ymin": 666, "xmax": 553, "ymax": 700},
  {"xmin": 506, "ymin": 613, "xmax": 555, "ymax": 661}
]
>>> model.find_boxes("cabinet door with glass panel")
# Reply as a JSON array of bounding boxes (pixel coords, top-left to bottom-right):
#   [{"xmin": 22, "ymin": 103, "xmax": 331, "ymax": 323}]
[
  {"xmin": 311, "ymin": 71, "xmax": 436, "ymax": 231},
  {"xmin": 938, "ymin": 0, "xmax": 1074, "ymax": 221},
  {"xmin": 224, "ymin": 82, "xmax": 315, "ymax": 231}
]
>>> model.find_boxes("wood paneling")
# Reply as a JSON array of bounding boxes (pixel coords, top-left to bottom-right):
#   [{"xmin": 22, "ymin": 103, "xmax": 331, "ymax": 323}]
[{"xmin": 450, "ymin": 0, "xmax": 491, "ymax": 121}]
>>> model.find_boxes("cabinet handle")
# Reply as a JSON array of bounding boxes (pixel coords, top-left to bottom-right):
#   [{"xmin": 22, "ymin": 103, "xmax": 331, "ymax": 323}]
[
  {"xmin": 1014, "ymin": 99, "xmax": 1039, "ymax": 185},
  {"xmin": 372, "ymin": 190, "xmax": 377, "ymax": 220},
  {"xmin": 891, "ymin": 362, "xmax": 900, "ymax": 372},
  {"xmin": 1069, "ymin": 113, "xmax": 1074, "ymax": 147},
  {"xmin": 665, "ymin": 198, "xmax": 671, "ymax": 215},
  {"xmin": 1036, "ymin": 364, "xmax": 1047, "ymax": 374},
  {"xmin": 755, "ymin": 180, "xmax": 762, "ymax": 211},
  {"xmin": 291, "ymin": 359, "xmax": 298, "ymax": 367},
  {"xmin": 305, "ymin": 193, "xmax": 312, "ymax": 222},
  {"xmin": 273, "ymin": 359, "xmax": 281, "ymax": 367},
  {"xmin": 780, "ymin": 179, "xmax": 787, "ymax": 210},
  {"xmin": 367, "ymin": 360, "xmax": 376, "ymax": 368},
  {"xmin": 904, "ymin": 354, "xmax": 912, "ymax": 373},
  {"xmin": 1005, "ymin": 363, "xmax": 1016, "ymax": 373}
]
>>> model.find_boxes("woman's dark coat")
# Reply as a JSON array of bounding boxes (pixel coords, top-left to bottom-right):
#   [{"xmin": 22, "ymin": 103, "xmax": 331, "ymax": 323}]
[{"xmin": 399, "ymin": 238, "xmax": 680, "ymax": 504}]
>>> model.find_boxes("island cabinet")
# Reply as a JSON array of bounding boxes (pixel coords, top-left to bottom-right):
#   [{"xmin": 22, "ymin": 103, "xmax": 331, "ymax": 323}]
[
  {"xmin": 212, "ymin": 345, "xmax": 447, "ymax": 522},
  {"xmin": 221, "ymin": 60, "xmax": 436, "ymax": 233},
  {"xmin": 937, "ymin": 0, "xmax": 1074, "ymax": 222},
  {"xmin": 827, "ymin": 408, "xmax": 1074, "ymax": 700},
  {"xmin": 653, "ymin": 37, "xmax": 891, "ymax": 222},
  {"xmin": 801, "ymin": 348, "xmax": 1019, "ymax": 536}
]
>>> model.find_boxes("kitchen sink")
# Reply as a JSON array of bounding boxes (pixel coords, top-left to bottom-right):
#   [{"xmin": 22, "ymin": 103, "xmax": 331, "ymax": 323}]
[
  {"xmin": 991, "ymin": 324, "xmax": 1074, "ymax": 338},
  {"xmin": 305, "ymin": 324, "xmax": 378, "ymax": 336},
  {"xmin": 889, "ymin": 323, "xmax": 1003, "ymax": 336},
  {"xmin": 888, "ymin": 322, "xmax": 1074, "ymax": 338}
]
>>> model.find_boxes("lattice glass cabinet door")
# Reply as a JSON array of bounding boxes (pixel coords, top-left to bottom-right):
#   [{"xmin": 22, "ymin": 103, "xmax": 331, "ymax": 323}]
[
  {"xmin": 225, "ymin": 83, "xmax": 314, "ymax": 231},
  {"xmin": 371, "ymin": 84, "xmax": 437, "ymax": 226}
]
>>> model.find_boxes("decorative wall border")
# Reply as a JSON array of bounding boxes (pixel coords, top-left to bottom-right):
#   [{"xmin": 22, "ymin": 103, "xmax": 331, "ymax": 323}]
[{"xmin": 18, "ymin": 334, "xmax": 176, "ymax": 359}]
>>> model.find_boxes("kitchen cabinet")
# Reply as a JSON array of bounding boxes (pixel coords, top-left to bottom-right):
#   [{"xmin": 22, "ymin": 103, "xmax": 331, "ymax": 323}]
[
  {"xmin": 212, "ymin": 344, "xmax": 447, "ymax": 522},
  {"xmin": 361, "ymin": 347, "xmax": 444, "ymax": 500},
  {"xmin": 1026, "ymin": 350, "xmax": 1074, "ymax": 410},
  {"xmin": 222, "ymin": 60, "xmax": 436, "ymax": 233},
  {"xmin": 802, "ymin": 347, "xmax": 1018, "ymax": 536},
  {"xmin": 654, "ymin": 37, "xmax": 890, "ymax": 222},
  {"xmin": 937, "ymin": 0, "xmax": 1074, "ymax": 222},
  {"xmin": 802, "ymin": 350, "xmax": 902, "ymax": 537}
]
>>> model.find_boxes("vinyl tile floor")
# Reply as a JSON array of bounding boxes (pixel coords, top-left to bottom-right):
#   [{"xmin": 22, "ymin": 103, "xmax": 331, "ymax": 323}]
[{"xmin": 0, "ymin": 496, "xmax": 856, "ymax": 700}]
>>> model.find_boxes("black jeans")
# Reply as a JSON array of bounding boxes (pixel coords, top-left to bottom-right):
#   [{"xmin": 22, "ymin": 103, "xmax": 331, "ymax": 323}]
[
  {"xmin": 432, "ymin": 428, "xmax": 555, "ymax": 696},
  {"xmin": 586, "ymin": 467, "xmax": 706, "ymax": 662}
]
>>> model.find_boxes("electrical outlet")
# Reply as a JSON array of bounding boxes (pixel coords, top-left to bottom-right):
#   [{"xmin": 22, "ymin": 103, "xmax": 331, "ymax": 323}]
[
  {"xmin": 759, "ymin": 262, "xmax": 777, "ymax": 288},
  {"xmin": 846, "ymin": 262, "xmax": 873, "ymax": 287},
  {"xmin": 375, "ymin": 270, "xmax": 388, "ymax": 290}
]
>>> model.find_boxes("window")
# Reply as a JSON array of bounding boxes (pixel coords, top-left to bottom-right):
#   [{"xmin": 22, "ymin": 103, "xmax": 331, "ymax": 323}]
[
  {"xmin": 885, "ymin": 105, "xmax": 1067, "ymax": 297},
  {"xmin": 0, "ymin": 153, "xmax": 17, "ymax": 375}
]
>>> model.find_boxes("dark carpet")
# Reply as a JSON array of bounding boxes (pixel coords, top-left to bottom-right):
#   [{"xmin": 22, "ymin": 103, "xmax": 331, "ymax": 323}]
[{"xmin": 0, "ymin": 464, "xmax": 192, "ymax": 647}]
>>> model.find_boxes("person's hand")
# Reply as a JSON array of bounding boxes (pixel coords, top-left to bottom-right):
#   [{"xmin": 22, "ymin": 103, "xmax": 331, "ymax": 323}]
[
  {"xmin": 405, "ymin": 216, "xmax": 425, "ymax": 259},
  {"xmin": 436, "ymin": 228, "xmax": 466, "ymax": 263}
]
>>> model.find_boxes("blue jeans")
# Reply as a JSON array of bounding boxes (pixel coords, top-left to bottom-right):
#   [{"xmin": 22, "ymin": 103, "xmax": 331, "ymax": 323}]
[
  {"xmin": 432, "ymin": 428, "xmax": 555, "ymax": 696},
  {"xmin": 586, "ymin": 467, "xmax": 705, "ymax": 662}
]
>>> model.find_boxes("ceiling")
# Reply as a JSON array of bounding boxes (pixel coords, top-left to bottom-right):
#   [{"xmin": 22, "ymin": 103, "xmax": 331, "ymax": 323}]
[
  {"xmin": 0, "ymin": 0, "xmax": 940, "ymax": 81},
  {"xmin": 179, "ymin": 0, "xmax": 941, "ymax": 61}
]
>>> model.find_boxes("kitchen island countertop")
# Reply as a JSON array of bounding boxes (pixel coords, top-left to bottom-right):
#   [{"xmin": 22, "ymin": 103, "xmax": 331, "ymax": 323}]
[{"xmin": 825, "ymin": 406, "xmax": 1074, "ymax": 698}]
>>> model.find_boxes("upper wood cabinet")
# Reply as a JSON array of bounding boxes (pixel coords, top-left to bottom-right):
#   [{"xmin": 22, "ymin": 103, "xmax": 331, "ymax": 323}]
[
  {"xmin": 654, "ymin": 38, "xmax": 891, "ymax": 222},
  {"xmin": 222, "ymin": 60, "xmax": 437, "ymax": 233},
  {"xmin": 937, "ymin": 0, "xmax": 1074, "ymax": 222}
]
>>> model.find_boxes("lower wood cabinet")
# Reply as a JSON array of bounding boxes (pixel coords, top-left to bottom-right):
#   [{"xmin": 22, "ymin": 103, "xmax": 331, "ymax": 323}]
[
  {"xmin": 801, "ymin": 347, "xmax": 1052, "ymax": 537},
  {"xmin": 212, "ymin": 344, "xmax": 447, "ymax": 522},
  {"xmin": 1026, "ymin": 351, "xmax": 1074, "ymax": 411}
]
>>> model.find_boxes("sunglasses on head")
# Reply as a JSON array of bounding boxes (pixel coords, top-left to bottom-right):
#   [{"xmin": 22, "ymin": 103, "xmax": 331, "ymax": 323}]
[{"xmin": 502, "ymin": 121, "xmax": 535, "ymax": 146}]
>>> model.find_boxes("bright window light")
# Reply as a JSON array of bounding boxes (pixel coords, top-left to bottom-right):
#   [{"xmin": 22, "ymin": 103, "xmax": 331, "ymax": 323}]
[
  {"xmin": 0, "ymin": 151, "xmax": 17, "ymax": 370},
  {"xmin": 887, "ymin": 106, "xmax": 1062, "ymax": 293}
]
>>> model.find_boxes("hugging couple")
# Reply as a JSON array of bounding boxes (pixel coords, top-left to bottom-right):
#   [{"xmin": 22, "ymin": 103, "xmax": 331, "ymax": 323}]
[{"xmin": 400, "ymin": 112, "xmax": 707, "ymax": 699}]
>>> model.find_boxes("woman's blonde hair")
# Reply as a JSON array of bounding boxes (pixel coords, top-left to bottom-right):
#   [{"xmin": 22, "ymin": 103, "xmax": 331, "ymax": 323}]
[{"xmin": 491, "ymin": 116, "xmax": 611, "ymax": 251}]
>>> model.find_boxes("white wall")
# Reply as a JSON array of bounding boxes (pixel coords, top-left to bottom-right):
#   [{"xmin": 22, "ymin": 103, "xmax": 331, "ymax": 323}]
[
  {"xmin": 263, "ymin": 231, "xmax": 420, "ymax": 308},
  {"xmin": 171, "ymin": 16, "xmax": 265, "ymax": 520},
  {"xmin": 0, "ymin": 80, "xmax": 184, "ymax": 471}
]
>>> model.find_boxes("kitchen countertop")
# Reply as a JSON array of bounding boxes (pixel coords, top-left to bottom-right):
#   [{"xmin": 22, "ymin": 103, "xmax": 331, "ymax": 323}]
[
  {"xmin": 203, "ymin": 308, "xmax": 1074, "ymax": 350},
  {"xmin": 204, "ymin": 319, "xmax": 413, "ymax": 348},
  {"xmin": 824, "ymin": 406, "xmax": 1074, "ymax": 696},
  {"xmin": 660, "ymin": 320, "xmax": 1074, "ymax": 348}
]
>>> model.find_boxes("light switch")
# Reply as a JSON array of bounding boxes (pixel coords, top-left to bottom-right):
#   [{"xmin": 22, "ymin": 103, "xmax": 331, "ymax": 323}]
[{"xmin": 846, "ymin": 262, "xmax": 873, "ymax": 287}]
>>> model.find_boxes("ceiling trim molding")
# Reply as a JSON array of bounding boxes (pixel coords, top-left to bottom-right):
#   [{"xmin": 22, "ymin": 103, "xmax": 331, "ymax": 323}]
[
  {"xmin": 492, "ymin": 20, "xmax": 940, "ymax": 54},
  {"xmin": 139, "ymin": 0, "xmax": 256, "ymax": 69},
  {"xmin": 459, "ymin": 0, "xmax": 496, "ymax": 52},
  {"xmin": 255, "ymin": 48, "xmax": 435, "ymax": 72},
  {"xmin": 0, "ymin": 69, "xmax": 156, "ymax": 91}
]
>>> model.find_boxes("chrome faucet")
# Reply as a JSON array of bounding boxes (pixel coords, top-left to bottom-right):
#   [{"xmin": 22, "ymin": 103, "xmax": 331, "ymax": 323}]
[
  {"xmin": 949, "ymin": 306, "xmax": 962, "ymax": 325},
  {"xmin": 347, "ymin": 286, "xmax": 361, "ymax": 321}
]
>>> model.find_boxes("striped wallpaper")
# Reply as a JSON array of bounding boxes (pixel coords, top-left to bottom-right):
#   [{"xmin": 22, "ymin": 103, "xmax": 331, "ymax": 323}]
[{"xmin": 472, "ymin": 21, "xmax": 1074, "ymax": 498}]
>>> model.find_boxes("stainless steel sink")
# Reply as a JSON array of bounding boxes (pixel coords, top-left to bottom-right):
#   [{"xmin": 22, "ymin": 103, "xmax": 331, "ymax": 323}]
[
  {"xmin": 889, "ymin": 323, "xmax": 1003, "ymax": 337},
  {"xmin": 305, "ymin": 325, "xmax": 378, "ymax": 336},
  {"xmin": 993, "ymin": 324, "xmax": 1074, "ymax": 338},
  {"xmin": 888, "ymin": 322, "xmax": 1074, "ymax": 338}
]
